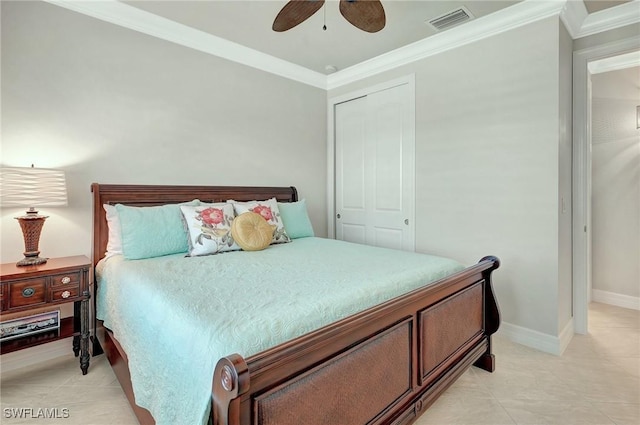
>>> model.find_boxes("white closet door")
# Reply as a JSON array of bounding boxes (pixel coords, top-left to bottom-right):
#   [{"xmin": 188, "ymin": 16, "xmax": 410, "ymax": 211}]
[
  {"xmin": 335, "ymin": 96, "xmax": 368, "ymax": 245},
  {"xmin": 335, "ymin": 83, "xmax": 415, "ymax": 251}
]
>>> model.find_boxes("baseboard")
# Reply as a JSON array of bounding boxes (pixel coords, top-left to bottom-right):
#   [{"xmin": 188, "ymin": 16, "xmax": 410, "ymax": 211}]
[
  {"xmin": 0, "ymin": 337, "xmax": 73, "ymax": 376},
  {"xmin": 498, "ymin": 319, "xmax": 574, "ymax": 356},
  {"xmin": 592, "ymin": 289, "xmax": 640, "ymax": 311},
  {"xmin": 557, "ymin": 318, "xmax": 574, "ymax": 355}
]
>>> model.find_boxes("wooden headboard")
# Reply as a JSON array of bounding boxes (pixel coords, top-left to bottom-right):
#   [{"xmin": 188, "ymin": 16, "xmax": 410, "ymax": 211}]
[{"xmin": 91, "ymin": 183, "xmax": 298, "ymax": 269}]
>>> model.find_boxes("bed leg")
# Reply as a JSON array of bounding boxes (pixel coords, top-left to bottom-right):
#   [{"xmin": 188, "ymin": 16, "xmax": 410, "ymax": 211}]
[
  {"xmin": 475, "ymin": 256, "xmax": 501, "ymax": 373},
  {"xmin": 474, "ymin": 337, "xmax": 496, "ymax": 372},
  {"xmin": 212, "ymin": 354, "xmax": 249, "ymax": 425}
]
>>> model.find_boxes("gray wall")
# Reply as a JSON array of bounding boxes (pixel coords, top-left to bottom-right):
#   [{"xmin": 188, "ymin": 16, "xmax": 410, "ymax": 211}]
[
  {"xmin": 0, "ymin": 1, "xmax": 328, "ymax": 263},
  {"xmin": 557, "ymin": 21, "xmax": 574, "ymax": 334},
  {"xmin": 591, "ymin": 66, "xmax": 640, "ymax": 299},
  {"xmin": 329, "ymin": 17, "xmax": 572, "ymax": 337}
]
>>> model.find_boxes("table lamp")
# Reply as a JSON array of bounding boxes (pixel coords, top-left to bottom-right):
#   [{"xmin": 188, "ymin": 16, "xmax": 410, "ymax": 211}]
[{"xmin": 0, "ymin": 166, "xmax": 68, "ymax": 266}]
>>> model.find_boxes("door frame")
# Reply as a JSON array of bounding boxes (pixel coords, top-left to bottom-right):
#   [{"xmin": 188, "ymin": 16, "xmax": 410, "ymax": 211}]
[
  {"xmin": 327, "ymin": 74, "xmax": 416, "ymax": 240},
  {"xmin": 572, "ymin": 37, "xmax": 640, "ymax": 335}
]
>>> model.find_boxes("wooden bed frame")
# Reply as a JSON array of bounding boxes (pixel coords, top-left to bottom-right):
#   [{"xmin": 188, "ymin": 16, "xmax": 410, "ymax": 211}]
[{"xmin": 91, "ymin": 183, "xmax": 500, "ymax": 425}]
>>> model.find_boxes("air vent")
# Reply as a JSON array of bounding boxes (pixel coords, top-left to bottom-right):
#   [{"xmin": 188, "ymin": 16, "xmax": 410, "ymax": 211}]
[{"xmin": 426, "ymin": 6, "xmax": 474, "ymax": 31}]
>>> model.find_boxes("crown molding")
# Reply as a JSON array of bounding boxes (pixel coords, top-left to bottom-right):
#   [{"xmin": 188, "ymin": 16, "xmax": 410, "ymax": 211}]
[
  {"xmin": 327, "ymin": 0, "xmax": 567, "ymax": 89},
  {"xmin": 588, "ymin": 50, "xmax": 640, "ymax": 74},
  {"xmin": 43, "ymin": 0, "xmax": 328, "ymax": 90},
  {"xmin": 327, "ymin": 0, "xmax": 640, "ymax": 89},
  {"xmin": 44, "ymin": 0, "xmax": 638, "ymax": 91},
  {"xmin": 576, "ymin": 0, "xmax": 640, "ymax": 38},
  {"xmin": 560, "ymin": 0, "xmax": 588, "ymax": 38}
]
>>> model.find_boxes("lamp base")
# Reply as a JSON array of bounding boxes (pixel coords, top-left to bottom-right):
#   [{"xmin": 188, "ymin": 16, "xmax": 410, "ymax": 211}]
[
  {"xmin": 16, "ymin": 255, "xmax": 48, "ymax": 267},
  {"xmin": 15, "ymin": 209, "xmax": 49, "ymax": 268}
]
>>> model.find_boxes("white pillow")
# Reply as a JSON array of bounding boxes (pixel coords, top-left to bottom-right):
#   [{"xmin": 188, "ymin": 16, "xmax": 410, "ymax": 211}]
[
  {"xmin": 229, "ymin": 198, "xmax": 290, "ymax": 244},
  {"xmin": 180, "ymin": 203, "xmax": 241, "ymax": 256},
  {"xmin": 103, "ymin": 204, "xmax": 122, "ymax": 258}
]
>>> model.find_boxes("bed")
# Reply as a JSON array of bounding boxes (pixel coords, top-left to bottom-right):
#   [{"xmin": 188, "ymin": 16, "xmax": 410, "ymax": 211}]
[{"xmin": 91, "ymin": 183, "xmax": 500, "ymax": 425}]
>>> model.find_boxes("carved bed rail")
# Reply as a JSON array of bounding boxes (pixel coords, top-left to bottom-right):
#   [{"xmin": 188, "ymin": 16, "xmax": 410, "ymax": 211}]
[{"xmin": 212, "ymin": 256, "xmax": 500, "ymax": 425}]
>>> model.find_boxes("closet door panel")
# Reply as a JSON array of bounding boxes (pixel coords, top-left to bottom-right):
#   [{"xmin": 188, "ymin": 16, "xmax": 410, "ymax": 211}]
[
  {"xmin": 335, "ymin": 81, "xmax": 414, "ymax": 251},
  {"xmin": 335, "ymin": 97, "xmax": 368, "ymax": 244}
]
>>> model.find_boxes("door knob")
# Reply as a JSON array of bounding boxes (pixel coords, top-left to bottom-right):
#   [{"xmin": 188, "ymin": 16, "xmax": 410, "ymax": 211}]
[
  {"xmin": 336, "ymin": 214, "xmax": 341, "ymax": 219},
  {"xmin": 404, "ymin": 219, "xmax": 409, "ymax": 225}
]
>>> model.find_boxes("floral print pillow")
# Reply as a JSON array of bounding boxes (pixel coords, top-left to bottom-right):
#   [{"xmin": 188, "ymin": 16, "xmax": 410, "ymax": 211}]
[
  {"xmin": 180, "ymin": 203, "xmax": 240, "ymax": 256},
  {"xmin": 230, "ymin": 198, "xmax": 291, "ymax": 244}
]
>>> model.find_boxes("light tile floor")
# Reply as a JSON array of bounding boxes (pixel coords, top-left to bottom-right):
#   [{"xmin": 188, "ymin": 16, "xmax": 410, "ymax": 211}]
[{"xmin": 1, "ymin": 302, "xmax": 638, "ymax": 425}]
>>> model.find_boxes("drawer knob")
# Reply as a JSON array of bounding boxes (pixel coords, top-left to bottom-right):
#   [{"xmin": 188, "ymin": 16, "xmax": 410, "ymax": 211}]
[
  {"xmin": 61, "ymin": 290, "xmax": 71, "ymax": 299},
  {"xmin": 61, "ymin": 276, "xmax": 71, "ymax": 284},
  {"xmin": 22, "ymin": 287, "xmax": 35, "ymax": 298}
]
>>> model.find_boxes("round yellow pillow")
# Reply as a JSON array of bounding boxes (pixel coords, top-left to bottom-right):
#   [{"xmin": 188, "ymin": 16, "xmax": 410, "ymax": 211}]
[{"xmin": 231, "ymin": 212, "xmax": 275, "ymax": 251}]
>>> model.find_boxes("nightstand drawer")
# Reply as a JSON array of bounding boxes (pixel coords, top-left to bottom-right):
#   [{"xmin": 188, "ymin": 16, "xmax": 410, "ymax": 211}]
[
  {"xmin": 51, "ymin": 286, "xmax": 80, "ymax": 302},
  {"xmin": 8, "ymin": 279, "xmax": 47, "ymax": 309},
  {"xmin": 51, "ymin": 272, "xmax": 80, "ymax": 287}
]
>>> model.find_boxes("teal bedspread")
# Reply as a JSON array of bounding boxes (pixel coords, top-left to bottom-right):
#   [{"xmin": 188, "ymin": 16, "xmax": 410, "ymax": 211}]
[{"xmin": 96, "ymin": 237, "xmax": 464, "ymax": 425}]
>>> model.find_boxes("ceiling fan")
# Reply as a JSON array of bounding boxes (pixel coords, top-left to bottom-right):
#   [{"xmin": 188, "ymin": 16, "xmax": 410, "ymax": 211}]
[{"xmin": 273, "ymin": 0, "xmax": 386, "ymax": 33}]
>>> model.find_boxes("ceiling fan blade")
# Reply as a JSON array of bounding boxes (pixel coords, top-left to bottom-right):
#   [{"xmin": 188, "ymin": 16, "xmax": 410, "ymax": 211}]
[
  {"xmin": 339, "ymin": 0, "xmax": 385, "ymax": 33},
  {"xmin": 273, "ymin": 0, "xmax": 325, "ymax": 32}
]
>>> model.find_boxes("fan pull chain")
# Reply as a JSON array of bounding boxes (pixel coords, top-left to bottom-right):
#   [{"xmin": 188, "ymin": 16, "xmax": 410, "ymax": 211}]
[{"xmin": 323, "ymin": 3, "xmax": 327, "ymax": 30}]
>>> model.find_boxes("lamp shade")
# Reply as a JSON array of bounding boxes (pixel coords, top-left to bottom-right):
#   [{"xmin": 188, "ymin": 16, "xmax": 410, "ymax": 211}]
[{"xmin": 0, "ymin": 167, "xmax": 68, "ymax": 207}]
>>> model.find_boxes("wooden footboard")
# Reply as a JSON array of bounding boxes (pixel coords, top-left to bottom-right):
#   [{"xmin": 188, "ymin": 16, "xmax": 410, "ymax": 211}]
[{"xmin": 212, "ymin": 256, "xmax": 500, "ymax": 425}]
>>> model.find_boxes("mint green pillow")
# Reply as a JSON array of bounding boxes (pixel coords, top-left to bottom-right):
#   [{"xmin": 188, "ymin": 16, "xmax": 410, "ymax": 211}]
[
  {"xmin": 277, "ymin": 199, "xmax": 314, "ymax": 239},
  {"xmin": 116, "ymin": 200, "xmax": 199, "ymax": 260}
]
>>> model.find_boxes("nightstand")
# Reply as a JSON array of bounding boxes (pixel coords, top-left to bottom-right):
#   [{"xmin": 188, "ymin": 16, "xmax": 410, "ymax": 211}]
[{"xmin": 0, "ymin": 256, "xmax": 91, "ymax": 375}]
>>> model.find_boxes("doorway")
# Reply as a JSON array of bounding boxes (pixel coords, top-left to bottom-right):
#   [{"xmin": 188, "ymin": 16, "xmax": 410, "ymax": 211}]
[
  {"xmin": 573, "ymin": 39, "xmax": 640, "ymax": 335},
  {"xmin": 590, "ymin": 64, "xmax": 640, "ymax": 310}
]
